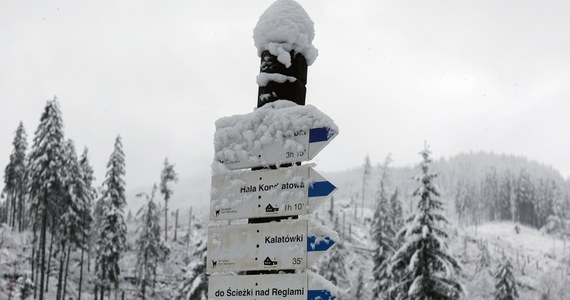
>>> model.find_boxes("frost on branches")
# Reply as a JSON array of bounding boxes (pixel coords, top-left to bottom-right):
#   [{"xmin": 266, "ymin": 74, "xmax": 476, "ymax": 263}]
[
  {"xmin": 389, "ymin": 145, "xmax": 463, "ymax": 299},
  {"xmin": 96, "ymin": 135, "xmax": 127, "ymax": 296},
  {"xmin": 494, "ymin": 256, "xmax": 518, "ymax": 300},
  {"xmin": 175, "ymin": 241, "xmax": 207, "ymax": 300}
]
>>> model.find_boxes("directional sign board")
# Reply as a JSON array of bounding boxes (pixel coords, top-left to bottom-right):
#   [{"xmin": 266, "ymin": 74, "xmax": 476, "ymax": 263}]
[
  {"xmin": 210, "ymin": 165, "xmax": 336, "ymax": 220},
  {"xmin": 207, "ymin": 219, "xmax": 336, "ymax": 273},
  {"xmin": 209, "ymin": 272, "xmax": 337, "ymax": 300},
  {"xmin": 218, "ymin": 126, "xmax": 336, "ymax": 170},
  {"xmin": 214, "ymin": 103, "xmax": 338, "ymax": 170}
]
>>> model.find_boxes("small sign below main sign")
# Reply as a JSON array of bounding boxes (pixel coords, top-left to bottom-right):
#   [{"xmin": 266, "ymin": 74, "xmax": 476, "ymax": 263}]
[
  {"xmin": 207, "ymin": 219, "xmax": 336, "ymax": 273},
  {"xmin": 208, "ymin": 271, "xmax": 337, "ymax": 300},
  {"xmin": 210, "ymin": 165, "xmax": 336, "ymax": 220}
]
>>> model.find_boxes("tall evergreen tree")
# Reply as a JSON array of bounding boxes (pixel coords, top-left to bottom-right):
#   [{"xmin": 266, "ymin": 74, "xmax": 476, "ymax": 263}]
[
  {"xmin": 371, "ymin": 155, "xmax": 398, "ymax": 298},
  {"xmin": 361, "ymin": 155, "xmax": 372, "ymax": 219},
  {"xmin": 3, "ymin": 121, "xmax": 28, "ymax": 231},
  {"xmin": 160, "ymin": 157, "xmax": 178, "ymax": 241},
  {"xmin": 389, "ymin": 145, "xmax": 463, "ymax": 299},
  {"xmin": 319, "ymin": 240, "xmax": 349, "ymax": 290},
  {"xmin": 514, "ymin": 169, "xmax": 535, "ymax": 227},
  {"xmin": 175, "ymin": 241, "xmax": 207, "ymax": 300},
  {"xmin": 481, "ymin": 168, "xmax": 499, "ymax": 222},
  {"xmin": 78, "ymin": 148, "xmax": 95, "ymax": 300},
  {"xmin": 28, "ymin": 99, "xmax": 66, "ymax": 300},
  {"xmin": 96, "ymin": 136, "xmax": 127, "ymax": 299},
  {"xmin": 135, "ymin": 185, "xmax": 168, "ymax": 299},
  {"xmin": 494, "ymin": 256, "xmax": 518, "ymax": 300},
  {"xmin": 498, "ymin": 171, "xmax": 514, "ymax": 221}
]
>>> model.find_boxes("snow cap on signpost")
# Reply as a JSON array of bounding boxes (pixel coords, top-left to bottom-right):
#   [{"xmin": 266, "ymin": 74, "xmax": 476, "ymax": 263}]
[{"xmin": 254, "ymin": 0, "xmax": 318, "ymax": 107}]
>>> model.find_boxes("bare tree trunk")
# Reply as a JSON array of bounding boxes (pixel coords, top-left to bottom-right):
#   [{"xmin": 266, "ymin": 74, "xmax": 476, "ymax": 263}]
[
  {"xmin": 46, "ymin": 225, "xmax": 56, "ymax": 293},
  {"xmin": 39, "ymin": 208, "xmax": 47, "ymax": 300},
  {"xmin": 185, "ymin": 207, "xmax": 192, "ymax": 264},
  {"xmin": 174, "ymin": 209, "xmax": 179, "ymax": 241},
  {"xmin": 56, "ymin": 242, "xmax": 66, "ymax": 300},
  {"xmin": 62, "ymin": 243, "xmax": 71, "ymax": 300},
  {"xmin": 164, "ymin": 198, "xmax": 168, "ymax": 242},
  {"xmin": 78, "ymin": 233, "xmax": 86, "ymax": 300}
]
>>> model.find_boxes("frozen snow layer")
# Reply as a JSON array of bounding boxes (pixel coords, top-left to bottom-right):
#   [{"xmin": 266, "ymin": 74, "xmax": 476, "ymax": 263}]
[
  {"xmin": 253, "ymin": 0, "xmax": 318, "ymax": 67},
  {"xmin": 213, "ymin": 100, "xmax": 338, "ymax": 170},
  {"xmin": 256, "ymin": 72, "xmax": 297, "ymax": 87}
]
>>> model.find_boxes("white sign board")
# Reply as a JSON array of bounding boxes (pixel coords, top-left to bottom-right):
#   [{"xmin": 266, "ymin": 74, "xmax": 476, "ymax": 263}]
[
  {"xmin": 208, "ymin": 272, "xmax": 337, "ymax": 300},
  {"xmin": 207, "ymin": 220, "xmax": 336, "ymax": 273},
  {"xmin": 218, "ymin": 126, "xmax": 337, "ymax": 170},
  {"xmin": 210, "ymin": 165, "xmax": 336, "ymax": 220}
]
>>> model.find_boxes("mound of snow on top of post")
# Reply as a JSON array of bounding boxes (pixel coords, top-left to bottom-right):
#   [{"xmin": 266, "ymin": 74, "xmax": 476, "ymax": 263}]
[
  {"xmin": 213, "ymin": 100, "xmax": 337, "ymax": 173},
  {"xmin": 253, "ymin": 0, "xmax": 318, "ymax": 67}
]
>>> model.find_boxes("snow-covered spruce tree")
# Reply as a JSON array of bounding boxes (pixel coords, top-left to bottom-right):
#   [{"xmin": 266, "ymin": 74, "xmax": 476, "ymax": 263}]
[
  {"xmin": 135, "ymin": 185, "xmax": 168, "ymax": 300},
  {"xmin": 318, "ymin": 240, "xmax": 349, "ymax": 292},
  {"xmin": 96, "ymin": 136, "xmax": 127, "ymax": 299},
  {"xmin": 27, "ymin": 99, "xmax": 66, "ymax": 300},
  {"xmin": 78, "ymin": 147, "xmax": 95, "ymax": 300},
  {"xmin": 361, "ymin": 155, "xmax": 372, "ymax": 219},
  {"xmin": 371, "ymin": 155, "xmax": 398, "ymax": 299},
  {"xmin": 3, "ymin": 121, "xmax": 28, "ymax": 231},
  {"xmin": 494, "ymin": 256, "xmax": 518, "ymax": 300},
  {"xmin": 160, "ymin": 157, "xmax": 178, "ymax": 242},
  {"xmin": 56, "ymin": 140, "xmax": 86, "ymax": 300},
  {"xmin": 390, "ymin": 188, "xmax": 404, "ymax": 233},
  {"xmin": 175, "ymin": 240, "xmax": 207, "ymax": 300},
  {"xmin": 389, "ymin": 145, "xmax": 463, "ymax": 299},
  {"xmin": 475, "ymin": 241, "xmax": 491, "ymax": 274}
]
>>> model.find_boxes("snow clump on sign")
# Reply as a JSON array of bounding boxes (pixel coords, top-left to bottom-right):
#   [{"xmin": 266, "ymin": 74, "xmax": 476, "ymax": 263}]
[
  {"xmin": 214, "ymin": 100, "xmax": 337, "ymax": 168},
  {"xmin": 253, "ymin": 0, "xmax": 318, "ymax": 67}
]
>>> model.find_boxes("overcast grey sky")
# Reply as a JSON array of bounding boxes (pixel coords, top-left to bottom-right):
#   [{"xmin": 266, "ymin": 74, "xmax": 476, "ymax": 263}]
[{"xmin": 1, "ymin": 0, "xmax": 569, "ymax": 209}]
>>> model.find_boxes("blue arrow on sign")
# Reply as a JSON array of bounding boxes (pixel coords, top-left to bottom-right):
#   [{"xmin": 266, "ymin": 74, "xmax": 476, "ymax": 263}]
[
  {"xmin": 308, "ymin": 181, "xmax": 336, "ymax": 198},
  {"xmin": 307, "ymin": 236, "xmax": 335, "ymax": 252},
  {"xmin": 308, "ymin": 290, "xmax": 336, "ymax": 300},
  {"xmin": 309, "ymin": 127, "xmax": 335, "ymax": 143}
]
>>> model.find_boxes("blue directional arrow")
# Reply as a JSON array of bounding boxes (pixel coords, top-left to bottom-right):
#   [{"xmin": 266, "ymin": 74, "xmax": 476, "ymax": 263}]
[
  {"xmin": 308, "ymin": 290, "xmax": 336, "ymax": 300},
  {"xmin": 307, "ymin": 236, "xmax": 335, "ymax": 252},
  {"xmin": 309, "ymin": 127, "xmax": 335, "ymax": 143},
  {"xmin": 308, "ymin": 181, "xmax": 336, "ymax": 198}
]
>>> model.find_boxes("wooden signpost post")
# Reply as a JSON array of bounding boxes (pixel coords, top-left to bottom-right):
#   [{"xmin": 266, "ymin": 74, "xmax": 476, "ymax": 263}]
[{"xmin": 208, "ymin": 1, "xmax": 338, "ymax": 299}]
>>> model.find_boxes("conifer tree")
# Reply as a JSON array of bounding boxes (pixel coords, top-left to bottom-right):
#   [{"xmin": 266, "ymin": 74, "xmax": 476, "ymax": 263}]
[
  {"xmin": 78, "ymin": 148, "xmax": 95, "ymax": 300},
  {"xmin": 175, "ymin": 241, "xmax": 208, "ymax": 300},
  {"xmin": 135, "ymin": 185, "xmax": 167, "ymax": 299},
  {"xmin": 371, "ymin": 155, "xmax": 402, "ymax": 299},
  {"xmin": 361, "ymin": 155, "xmax": 372, "ymax": 219},
  {"xmin": 96, "ymin": 136, "xmax": 127, "ymax": 299},
  {"xmin": 494, "ymin": 256, "xmax": 518, "ymax": 300},
  {"xmin": 371, "ymin": 156, "xmax": 398, "ymax": 298},
  {"xmin": 160, "ymin": 158, "xmax": 178, "ymax": 241},
  {"xmin": 56, "ymin": 140, "xmax": 86, "ymax": 300},
  {"xmin": 28, "ymin": 99, "xmax": 66, "ymax": 300},
  {"xmin": 3, "ymin": 121, "xmax": 28, "ymax": 231},
  {"xmin": 319, "ymin": 240, "xmax": 349, "ymax": 290},
  {"xmin": 389, "ymin": 145, "xmax": 463, "ymax": 299}
]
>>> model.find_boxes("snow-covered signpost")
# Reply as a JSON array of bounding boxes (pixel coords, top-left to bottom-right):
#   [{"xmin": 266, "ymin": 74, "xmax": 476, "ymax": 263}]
[{"xmin": 208, "ymin": 1, "xmax": 339, "ymax": 299}]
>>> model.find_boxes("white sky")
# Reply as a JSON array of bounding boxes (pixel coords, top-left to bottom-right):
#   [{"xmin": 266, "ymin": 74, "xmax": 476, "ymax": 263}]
[{"xmin": 1, "ymin": 0, "xmax": 569, "ymax": 210}]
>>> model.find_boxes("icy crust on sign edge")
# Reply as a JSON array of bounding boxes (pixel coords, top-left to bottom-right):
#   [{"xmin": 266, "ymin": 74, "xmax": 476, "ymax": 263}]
[
  {"xmin": 213, "ymin": 100, "xmax": 338, "ymax": 173},
  {"xmin": 253, "ymin": 0, "xmax": 318, "ymax": 67},
  {"xmin": 307, "ymin": 270, "xmax": 340, "ymax": 297},
  {"xmin": 308, "ymin": 219, "xmax": 340, "ymax": 248}
]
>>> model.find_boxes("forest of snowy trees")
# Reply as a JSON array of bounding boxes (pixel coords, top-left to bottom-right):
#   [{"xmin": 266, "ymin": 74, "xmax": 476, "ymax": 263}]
[
  {"xmin": 2, "ymin": 100, "xmax": 570, "ymax": 300},
  {"xmin": 0, "ymin": 100, "xmax": 205, "ymax": 300}
]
